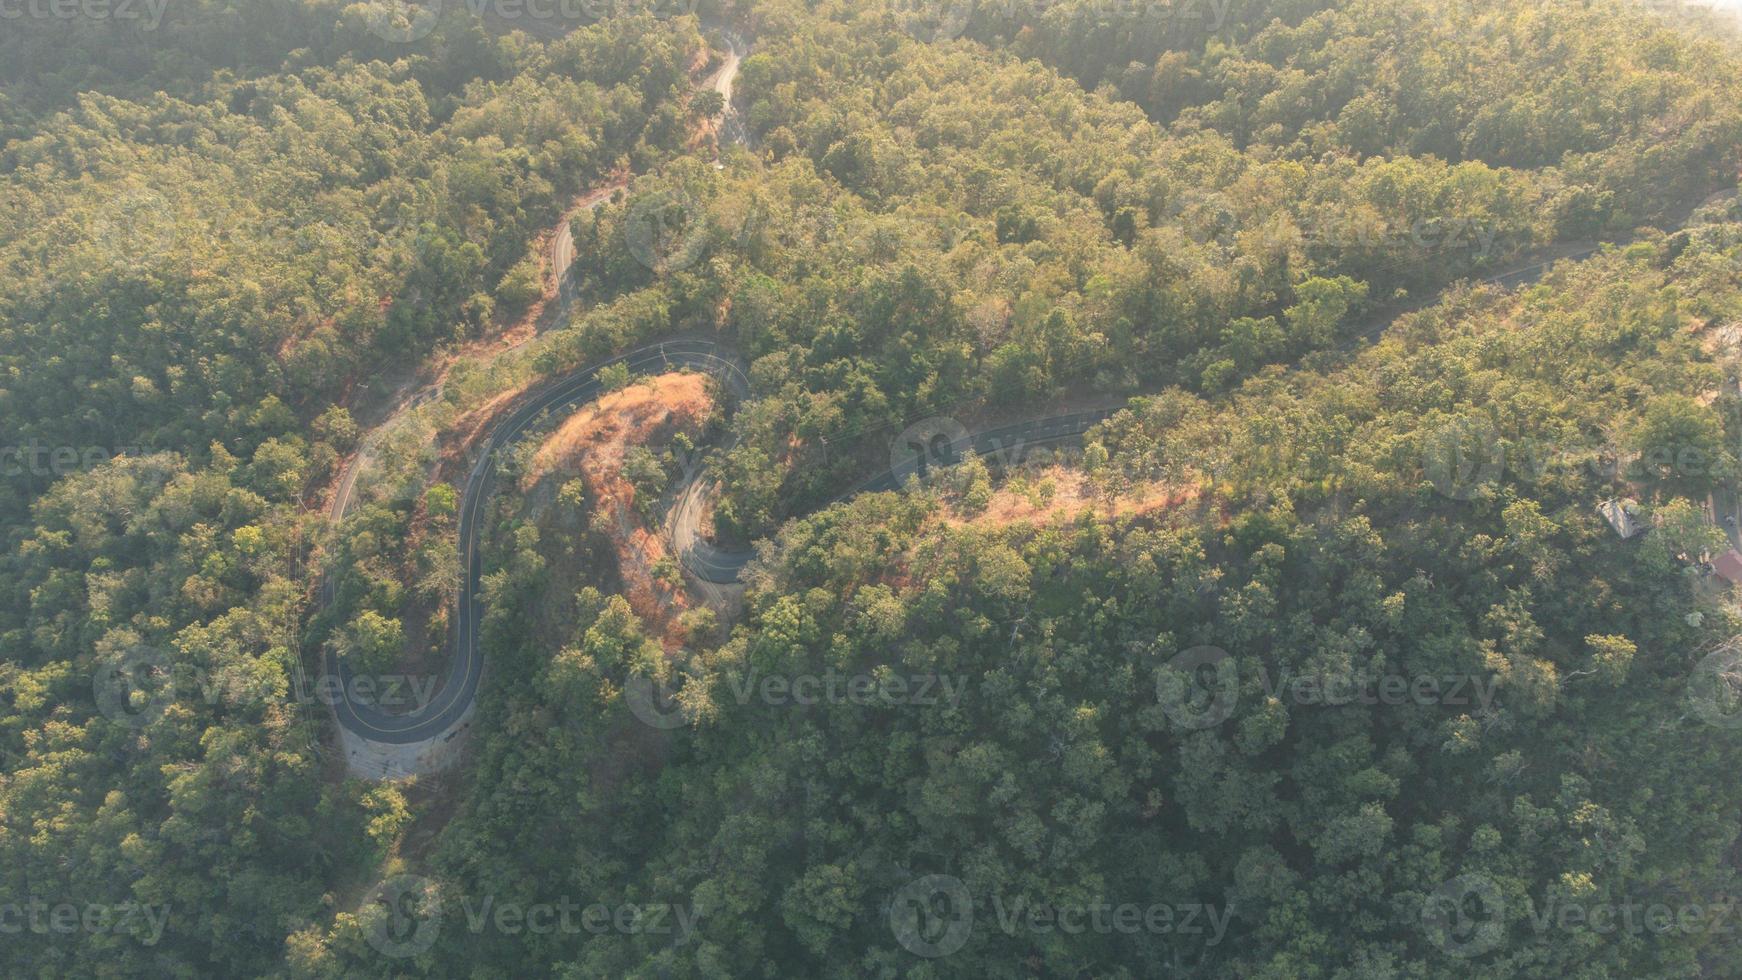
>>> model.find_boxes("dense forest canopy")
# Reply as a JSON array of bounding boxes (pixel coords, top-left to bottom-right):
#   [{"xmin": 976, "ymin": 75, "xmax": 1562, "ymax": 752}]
[
  {"xmin": 2, "ymin": 0, "xmax": 1741, "ymax": 976},
  {"xmin": 0, "ymin": 8, "xmax": 704, "ymax": 526},
  {"xmin": 415, "ymin": 185, "xmax": 1742, "ymax": 979}
]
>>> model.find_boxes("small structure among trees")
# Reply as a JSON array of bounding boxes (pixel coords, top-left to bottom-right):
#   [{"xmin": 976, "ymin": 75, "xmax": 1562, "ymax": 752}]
[{"xmin": 1598, "ymin": 498, "xmax": 1646, "ymax": 539}]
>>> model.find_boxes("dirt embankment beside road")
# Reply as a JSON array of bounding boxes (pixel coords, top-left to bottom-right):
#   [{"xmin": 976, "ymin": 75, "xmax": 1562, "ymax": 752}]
[
  {"xmin": 940, "ymin": 465, "xmax": 1200, "ymax": 530},
  {"xmin": 520, "ymin": 372, "xmax": 715, "ymax": 643}
]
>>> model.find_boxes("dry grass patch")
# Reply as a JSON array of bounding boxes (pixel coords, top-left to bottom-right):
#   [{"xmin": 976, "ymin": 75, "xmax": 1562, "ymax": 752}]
[{"xmin": 941, "ymin": 465, "xmax": 1199, "ymax": 529}]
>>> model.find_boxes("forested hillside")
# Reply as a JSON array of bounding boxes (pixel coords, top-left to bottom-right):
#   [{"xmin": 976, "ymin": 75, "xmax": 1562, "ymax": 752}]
[
  {"xmin": 0, "ymin": 5, "xmax": 709, "ymax": 974},
  {"xmin": 561, "ymin": 0, "xmax": 1742, "ymax": 536},
  {"xmin": 402, "ymin": 175, "xmax": 1742, "ymax": 979},
  {"xmin": 2, "ymin": 0, "xmax": 1741, "ymax": 976},
  {"xmin": 0, "ymin": 10, "xmax": 702, "ymax": 525}
]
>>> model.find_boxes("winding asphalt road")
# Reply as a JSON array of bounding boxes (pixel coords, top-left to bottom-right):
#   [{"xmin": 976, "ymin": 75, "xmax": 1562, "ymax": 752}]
[
  {"xmin": 325, "ymin": 240, "xmax": 1635, "ymax": 744},
  {"xmin": 321, "ymin": 29, "xmax": 757, "ymax": 749},
  {"xmin": 328, "ymin": 329, "xmax": 1117, "ymax": 741},
  {"xmin": 669, "ymin": 238, "xmax": 1601, "ymax": 584},
  {"xmin": 325, "ymin": 340, "xmax": 748, "ymax": 743},
  {"xmin": 319, "ymin": 23, "xmax": 1652, "ymax": 751},
  {"xmin": 671, "ymin": 406, "xmax": 1126, "ymax": 584}
]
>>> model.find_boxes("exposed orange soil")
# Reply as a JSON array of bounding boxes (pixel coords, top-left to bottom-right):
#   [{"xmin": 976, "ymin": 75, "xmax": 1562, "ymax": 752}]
[
  {"xmin": 442, "ymin": 386, "xmax": 531, "ymax": 476},
  {"xmin": 940, "ymin": 465, "xmax": 1201, "ymax": 529},
  {"xmin": 314, "ymin": 170, "xmax": 631, "ymax": 517},
  {"xmin": 522, "ymin": 373, "xmax": 714, "ymax": 643}
]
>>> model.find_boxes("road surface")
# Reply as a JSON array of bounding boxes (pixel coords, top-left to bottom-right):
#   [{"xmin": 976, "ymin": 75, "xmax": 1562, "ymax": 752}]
[
  {"xmin": 328, "ymin": 340, "xmax": 745, "ymax": 743},
  {"xmin": 324, "ymin": 236, "xmax": 1638, "ymax": 747},
  {"xmin": 706, "ymin": 29, "xmax": 750, "ymax": 151},
  {"xmin": 670, "ymin": 406, "xmax": 1125, "ymax": 584},
  {"xmin": 328, "ymin": 334, "xmax": 1115, "ymax": 741},
  {"xmin": 320, "ymin": 29, "xmax": 756, "ymax": 753},
  {"xmin": 1713, "ymin": 485, "xmax": 1742, "ymax": 552},
  {"xmin": 319, "ymin": 25, "xmax": 1655, "ymax": 760}
]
